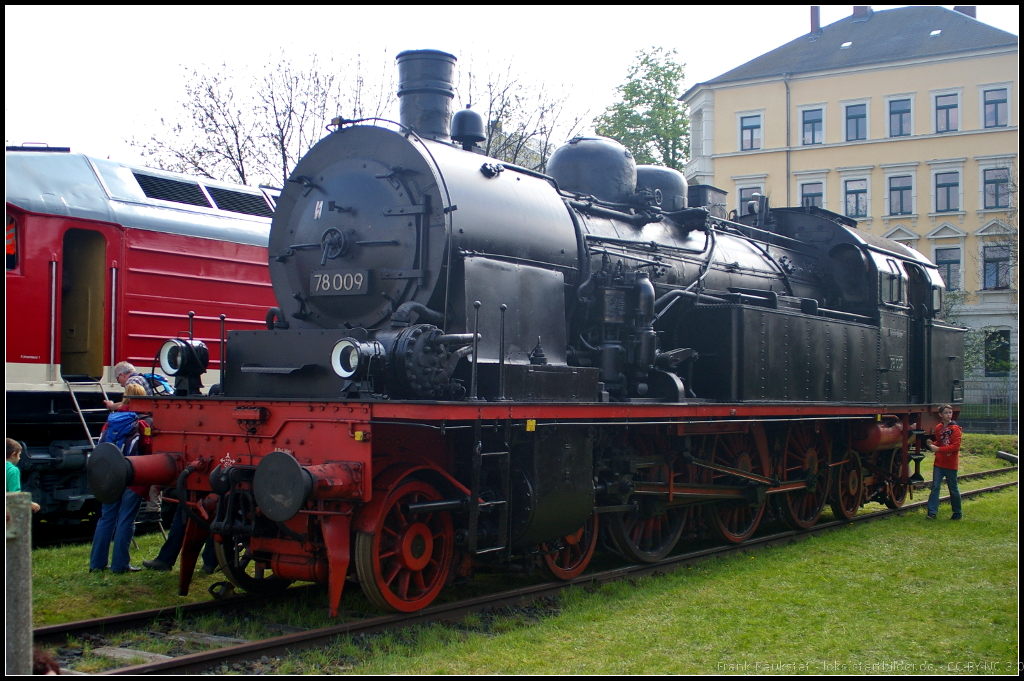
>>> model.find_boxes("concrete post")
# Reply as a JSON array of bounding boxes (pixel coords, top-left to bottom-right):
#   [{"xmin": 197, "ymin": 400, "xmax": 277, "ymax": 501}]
[{"xmin": 6, "ymin": 492, "xmax": 33, "ymax": 675}]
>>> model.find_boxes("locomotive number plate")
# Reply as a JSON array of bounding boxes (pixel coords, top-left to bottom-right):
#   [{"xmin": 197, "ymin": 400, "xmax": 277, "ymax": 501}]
[{"xmin": 310, "ymin": 269, "xmax": 369, "ymax": 296}]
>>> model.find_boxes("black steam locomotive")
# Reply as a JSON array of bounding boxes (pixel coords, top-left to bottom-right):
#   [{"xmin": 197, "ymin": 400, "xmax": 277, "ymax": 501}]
[
  {"xmin": 235, "ymin": 51, "xmax": 961, "ymax": 409},
  {"xmin": 92, "ymin": 50, "xmax": 964, "ymax": 614}
]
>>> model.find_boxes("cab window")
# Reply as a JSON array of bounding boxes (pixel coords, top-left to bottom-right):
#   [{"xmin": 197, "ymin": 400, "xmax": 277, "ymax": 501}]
[{"xmin": 882, "ymin": 259, "xmax": 903, "ymax": 305}]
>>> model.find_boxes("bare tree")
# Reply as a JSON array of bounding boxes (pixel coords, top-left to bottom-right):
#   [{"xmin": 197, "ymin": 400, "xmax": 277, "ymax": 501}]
[
  {"xmin": 132, "ymin": 53, "xmax": 582, "ymax": 185},
  {"xmin": 130, "ymin": 53, "xmax": 394, "ymax": 188},
  {"xmin": 254, "ymin": 54, "xmax": 344, "ymax": 188},
  {"xmin": 346, "ymin": 52, "xmax": 396, "ymax": 123},
  {"xmin": 132, "ymin": 65, "xmax": 261, "ymax": 185},
  {"xmin": 455, "ymin": 63, "xmax": 586, "ymax": 172}
]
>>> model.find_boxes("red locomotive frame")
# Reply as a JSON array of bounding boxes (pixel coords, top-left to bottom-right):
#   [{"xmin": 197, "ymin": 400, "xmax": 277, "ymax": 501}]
[{"xmin": 126, "ymin": 396, "xmax": 946, "ymax": 615}]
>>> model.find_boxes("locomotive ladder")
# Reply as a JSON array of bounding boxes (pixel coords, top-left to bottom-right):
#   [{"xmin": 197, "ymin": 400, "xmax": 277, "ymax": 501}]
[
  {"xmin": 63, "ymin": 379, "xmax": 112, "ymax": 448},
  {"xmin": 467, "ymin": 431, "xmax": 510, "ymax": 556}
]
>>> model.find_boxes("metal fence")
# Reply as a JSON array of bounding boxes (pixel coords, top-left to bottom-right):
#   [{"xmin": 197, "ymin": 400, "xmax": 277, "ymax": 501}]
[{"xmin": 959, "ymin": 372, "xmax": 1018, "ymax": 435}]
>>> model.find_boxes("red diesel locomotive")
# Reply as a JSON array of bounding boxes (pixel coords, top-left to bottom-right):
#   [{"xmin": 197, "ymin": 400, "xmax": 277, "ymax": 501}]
[
  {"xmin": 6, "ymin": 146, "xmax": 276, "ymax": 521},
  {"xmin": 88, "ymin": 50, "xmax": 965, "ymax": 615}
]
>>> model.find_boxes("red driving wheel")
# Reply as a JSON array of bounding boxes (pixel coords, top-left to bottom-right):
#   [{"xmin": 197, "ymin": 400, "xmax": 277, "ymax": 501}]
[
  {"xmin": 829, "ymin": 450, "xmax": 863, "ymax": 520},
  {"xmin": 355, "ymin": 479, "xmax": 454, "ymax": 612},
  {"xmin": 540, "ymin": 513, "xmax": 598, "ymax": 580},
  {"xmin": 780, "ymin": 424, "xmax": 833, "ymax": 530},
  {"xmin": 708, "ymin": 431, "xmax": 770, "ymax": 543}
]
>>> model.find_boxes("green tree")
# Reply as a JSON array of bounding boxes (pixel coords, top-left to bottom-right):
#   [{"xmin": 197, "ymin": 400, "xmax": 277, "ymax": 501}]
[{"xmin": 594, "ymin": 47, "xmax": 689, "ymax": 170}]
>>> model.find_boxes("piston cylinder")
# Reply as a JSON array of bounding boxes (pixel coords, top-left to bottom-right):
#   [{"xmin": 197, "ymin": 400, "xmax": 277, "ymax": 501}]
[
  {"xmin": 270, "ymin": 553, "xmax": 329, "ymax": 583},
  {"xmin": 851, "ymin": 421, "xmax": 904, "ymax": 453}
]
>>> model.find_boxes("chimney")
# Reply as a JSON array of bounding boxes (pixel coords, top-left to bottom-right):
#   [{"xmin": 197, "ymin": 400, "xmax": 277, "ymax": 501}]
[
  {"xmin": 810, "ymin": 6, "xmax": 821, "ymax": 33},
  {"xmin": 396, "ymin": 49, "xmax": 457, "ymax": 142},
  {"xmin": 852, "ymin": 6, "xmax": 871, "ymax": 18},
  {"xmin": 953, "ymin": 6, "xmax": 976, "ymax": 18}
]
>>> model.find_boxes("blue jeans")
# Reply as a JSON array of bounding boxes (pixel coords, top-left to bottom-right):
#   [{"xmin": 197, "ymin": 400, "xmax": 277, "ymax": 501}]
[
  {"xmin": 90, "ymin": 489, "xmax": 143, "ymax": 571},
  {"xmin": 155, "ymin": 504, "xmax": 217, "ymax": 568},
  {"xmin": 927, "ymin": 465, "xmax": 962, "ymax": 518}
]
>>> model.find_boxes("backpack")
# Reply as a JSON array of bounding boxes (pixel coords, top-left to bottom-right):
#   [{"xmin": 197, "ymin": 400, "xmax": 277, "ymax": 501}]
[
  {"xmin": 99, "ymin": 411, "xmax": 140, "ymax": 452},
  {"xmin": 142, "ymin": 373, "xmax": 174, "ymax": 396}
]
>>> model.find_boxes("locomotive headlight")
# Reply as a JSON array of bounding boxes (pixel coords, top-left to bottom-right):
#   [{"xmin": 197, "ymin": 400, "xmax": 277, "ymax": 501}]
[
  {"xmin": 159, "ymin": 338, "xmax": 209, "ymax": 376},
  {"xmin": 331, "ymin": 339, "xmax": 361, "ymax": 378},
  {"xmin": 331, "ymin": 338, "xmax": 385, "ymax": 379}
]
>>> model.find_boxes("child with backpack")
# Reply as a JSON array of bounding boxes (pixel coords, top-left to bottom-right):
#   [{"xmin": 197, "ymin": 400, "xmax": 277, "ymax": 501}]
[{"xmin": 89, "ymin": 384, "xmax": 150, "ymax": 573}]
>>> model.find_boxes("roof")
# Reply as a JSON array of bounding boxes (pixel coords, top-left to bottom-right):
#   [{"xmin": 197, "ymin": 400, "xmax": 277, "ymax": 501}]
[
  {"xmin": 5, "ymin": 151, "xmax": 272, "ymax": 247},
  {"xmin": 686, "ymin": 6, "xmax": 1017, "ymax": 94}
]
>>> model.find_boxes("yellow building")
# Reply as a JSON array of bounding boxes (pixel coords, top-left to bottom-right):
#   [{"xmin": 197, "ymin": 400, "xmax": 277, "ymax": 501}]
[{"xmin": 682, "ymin": 5, "xmax": 1018, "ymax": 378}]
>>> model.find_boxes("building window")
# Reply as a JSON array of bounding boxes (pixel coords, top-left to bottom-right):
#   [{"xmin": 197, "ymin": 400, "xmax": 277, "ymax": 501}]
[
  {"xmin": 934, "ymin": 247, "xmax": 960, "ymax": 290},
  {"xmin": 801, "ymin": 182, "xmax": 823, "ymax": 208},
  {"xmin": 984, "ymin": 168, "xmax": 1010, "ymax": 209},
  {"xmin": 984, "ymin": 330, "xmax": 1011, "ymax": 376},
  {"xmin": 889, "ymin": 99, "xmax": 911, "ymax": 137},
  {"xmin": 935, "ymin": 172, "xmax": 959, "ymax": 212},
  {"xmin": 935, "ymin": 94, "xmax": 958, "ymax": 132},
  {"xmin": 802, "ymin": 109, "xmax": 823, "ymax": 145},
  {"xmin": 984, "ymin": 88, "xmax": 1008, "ymax": 128},
  {"xmin": 739, "ymin": 187, "xmax": 762, "ymax": 215},
  {"xmin": 741, "ymin": 115, "xmax": 762, "ymax": 151},
  {"xmin": 888, "ymin": 176, "xmax": 913, "ymax": 215},
  {"xmin": 844, "ymin": 179, "xmax": 867, "ymax": 217},
  {"xmin": 983, "ymin": 245, "xmax": 1011, "ymax": 290},
  {"xmin": 846, "ymin": 104, "xmax": 867, "ymax": 141}
]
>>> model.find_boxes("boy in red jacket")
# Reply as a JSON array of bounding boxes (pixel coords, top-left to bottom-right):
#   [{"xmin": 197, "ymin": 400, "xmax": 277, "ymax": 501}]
[{"xmin": 925, "ymin": 404, "xmax": 962, "ymax": 520}]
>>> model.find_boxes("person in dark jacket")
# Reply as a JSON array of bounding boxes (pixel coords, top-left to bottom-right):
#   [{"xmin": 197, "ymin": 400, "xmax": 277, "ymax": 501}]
[
  {"xmin": 925, "ymin": 404, "xmax": 963, "ymax": 520},
  {"xmin": 89, "ymin": 384, "xmax": 147, "ymax": 572},
  {"xmin": 142, "ymin": 496, "xmax": 219, "ymax": 574}
]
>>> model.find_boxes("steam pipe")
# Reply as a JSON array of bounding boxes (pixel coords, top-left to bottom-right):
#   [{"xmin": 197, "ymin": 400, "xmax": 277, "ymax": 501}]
[
  {"xmin": 435, "ymin": 345, "xmax": 473, "ymax": 384},
  {"xmin": 498, "ymin": 304, "xmax": 508, "ymax": 400},
  {"xmin": 654, "ymin": 288, "xmax": 728, "ymax": 311},
  {"xmin": 435, "ymin": 333, "xmax": 476, "ymax": 346},
  {"xmin": 391, "ymin": 301, "xmax": 445, "ymax": 327},
  {"xmin": 567, "ymin": 199, "xmax": 660, "ymax": 227},
  {"xmin": 469, "ymin": 301, "xmax": 481, "ymax": 400}
]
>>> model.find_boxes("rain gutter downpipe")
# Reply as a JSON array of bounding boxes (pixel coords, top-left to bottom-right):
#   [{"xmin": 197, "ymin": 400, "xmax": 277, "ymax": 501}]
[{"xmin": 784, "ymin": 73, "xmax": 791, "ymax": 207}]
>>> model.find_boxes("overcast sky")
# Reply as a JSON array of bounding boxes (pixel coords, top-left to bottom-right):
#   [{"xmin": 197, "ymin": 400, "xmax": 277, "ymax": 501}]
[{"xmin": 5, "ymin": 5, "xmax": 1018, "ymax": 173}]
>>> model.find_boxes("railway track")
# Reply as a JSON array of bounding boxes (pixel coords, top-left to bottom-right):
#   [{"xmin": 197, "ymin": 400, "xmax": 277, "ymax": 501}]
[
  {"xmin": 39, "ymin": 474, "xmax": 1017, "ymax": 675},
  {"xmin": 910, "ymin": 465, "xmax": 1017, "ymax": 489}
]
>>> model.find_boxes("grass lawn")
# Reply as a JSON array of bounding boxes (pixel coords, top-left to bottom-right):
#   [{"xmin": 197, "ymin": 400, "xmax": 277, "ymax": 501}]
[
  {"xmin": 31, "ymin": 531, "xmax": 225, "ymax": 627},
  {"xmin": 333, "ymin": 484, "xmax": 1019, "ymax": 675}
]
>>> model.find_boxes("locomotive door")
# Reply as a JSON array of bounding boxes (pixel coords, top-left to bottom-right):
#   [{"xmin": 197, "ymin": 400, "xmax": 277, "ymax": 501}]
[
  {"xmin": 59, "ymin": 228, "xmax": 108, "ymax": 379},
  {"xmin": 904, "ymin": 262, "xmax": 930, "ymax": 403}
]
